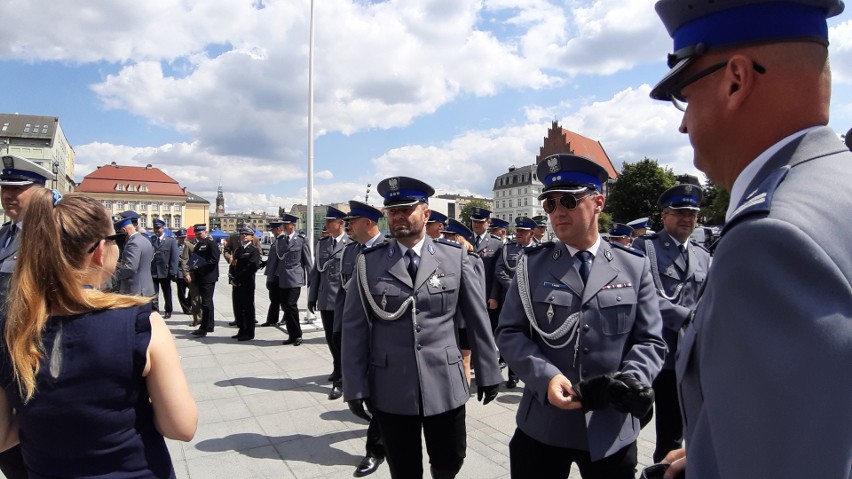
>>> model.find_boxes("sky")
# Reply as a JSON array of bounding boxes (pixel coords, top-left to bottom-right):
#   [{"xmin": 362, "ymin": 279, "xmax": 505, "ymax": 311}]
[{"xmin": 1, "ymin": 0, "xmax": 850, "ymax": 214}]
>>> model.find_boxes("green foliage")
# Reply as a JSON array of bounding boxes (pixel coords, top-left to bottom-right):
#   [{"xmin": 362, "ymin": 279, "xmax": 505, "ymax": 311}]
[
  {"xmin": 459, "ymin": 199, "xmax": 490, "ymax": 225},
  {"xmin": 605, "ymin": 158, "xmax": 676, "ymax": 231},
  {"xmin": 598, "ymin": 211, "xmax": 613, "ymax": 233},
  {"xmin": 701, "ymin": 182, "xmax": 730, "ymax": 225}
]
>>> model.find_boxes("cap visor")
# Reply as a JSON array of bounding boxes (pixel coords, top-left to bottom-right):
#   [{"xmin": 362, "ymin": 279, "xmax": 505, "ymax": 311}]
[
  {"xmin": 537, "ymin": 186, "xmax": 591, "ymax": 201},
  {"xmin": 650, "ymin": 56, "xmax": 693, "ymax": 101}
]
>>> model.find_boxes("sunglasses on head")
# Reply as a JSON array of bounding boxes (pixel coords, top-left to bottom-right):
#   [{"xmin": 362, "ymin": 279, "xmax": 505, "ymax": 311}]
[{"xmin": 541, "ymin": 192, "xmax": 595, "ymax": 214}]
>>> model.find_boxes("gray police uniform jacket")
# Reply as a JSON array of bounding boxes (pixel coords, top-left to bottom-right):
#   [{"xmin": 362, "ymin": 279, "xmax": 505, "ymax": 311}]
[
  {"xmin": 341, "ymin": 236, "xmax": 502, "ymax": 417},
  {"xmin": 0, "ymin": 222, "xmax": 21, "ymax": 307},
  {"xmin": 474, "ymin": 233, "xmax": 502, "ymax": 298},
  {"xmin": 334, "ymin": 238, "xmax": 387, "ymax": 333},
  {"xmin": 264, "ymin": 233, "xmax": 313, "ymax": 289},
  {"xmin": 678, "ymin": 127, "xmax": 852, "ymax": 479},
  {"xmin": 150, "ymin": 235, "xmax": 180, "ymax": 279},
  {"xmin": 308, "ymin": 234, "xmax": 349, "ymax": 311},
  {"xmin": 115, "ymin": 232, "xmax": 155, "ymax": 297},
  {"xmin": 495, "ymin": 239, "xmax": 665, "ymax": 460},
  {"xmin": 632, "ymin": 231, "xmax": 709, "ymax": 369},
  {"xmin": 491, "ymin": 241, "xmax": 524, "ymax": 302}
]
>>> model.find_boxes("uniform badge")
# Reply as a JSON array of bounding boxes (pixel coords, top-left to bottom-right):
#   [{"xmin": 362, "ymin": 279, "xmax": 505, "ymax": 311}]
[
  {"xmin": 552, "ymin": 248, "xmax": 562, "ymax": 260},
  {"xmin": 428, "ymin": 274, "xmax": 441, "ymax": 288},
  {"xmin": 389, "ymin": 177, "xmax": 399, "ymax": 191},
  {"xmin": 604, "ymin": 249, "xmax": 613, "ymax": 261},
  {"xmin": 546, "ymin": 304, "xmax": 554, "ymax": 323},
  {"xmin": 2, "ymin": 156, "xmax": 14, "ymax": 170},
  {"xmin": 381, "ymin": 294, "xmax": 387, "ymax": 310},
  {"xmin": 547, "ymin": 156, "xmax": 560, "ymax": 173}
]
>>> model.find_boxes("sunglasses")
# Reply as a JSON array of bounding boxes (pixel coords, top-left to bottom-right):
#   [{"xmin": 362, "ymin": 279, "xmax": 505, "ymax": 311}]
[
  {"xmin": 541, "ymin": 192, "xmax": 595, "ymax": 214},
  {"xmin": 88, "ymin": 232, "xmax": 127, "ymax": 254}
]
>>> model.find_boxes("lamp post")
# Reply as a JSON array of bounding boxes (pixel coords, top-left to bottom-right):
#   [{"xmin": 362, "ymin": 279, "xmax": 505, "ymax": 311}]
[{"xmin": 365, "ymin": 183, "xmax": 371, "ymax": 205}]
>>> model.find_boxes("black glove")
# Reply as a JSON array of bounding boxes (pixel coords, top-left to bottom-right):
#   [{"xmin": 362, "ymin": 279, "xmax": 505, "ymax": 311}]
[
  {"xmin": 308, "ymin": 301, "xmax": 317, "ymax": 314},
  {"xmin": 572, "ymin": 373, "xmax": 618, "ymax": 411},
  {"xmin": 477, "ymin": 384, "xmax": 499, "ymax": 405},
  {"xmin": 259, "ymin": 260, "xmax": 267, "ymax": 269},
  {"xmin": 610, "ymin": 372, "xmax": 655, "ymax": 418},
  {"xmin": 347, "ymin": 399, "xmax": 372, "ymax": 421},
  {"xmin": 169, "ymin": 275, "xmax": 177, "ymax": 281}
]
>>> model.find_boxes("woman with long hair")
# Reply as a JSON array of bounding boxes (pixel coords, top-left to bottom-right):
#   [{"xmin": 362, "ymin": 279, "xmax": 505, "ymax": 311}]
[{"xmin": 0, "ymin": 189, "xmax": 197, "ymax": 477}]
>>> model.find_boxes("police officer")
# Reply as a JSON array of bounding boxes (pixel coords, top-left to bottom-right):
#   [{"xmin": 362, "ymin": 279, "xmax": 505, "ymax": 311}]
[
  {"xmin": 189, "ymin": 224, "xmax": 220, "ymax": 337},
  {"xmin": 607, "ymin": 223, "xmax": 634, "ymax": 247},
  {"xmin": 0, "ymin": 154, "xmax": 56, "ymax": 479},
  {"xmin": 627, "ymin": 217, "xmax": 650, "ymax": 240},
  {"xmin": 531, "ymin": 215, "xmax": 548, "ymax": 243},
  {"xmin": 308, "ymin": 206, "xmax": 349, "ymax": 399},
  {"xmin": 491, "ymin": 216, "xmax": 536, "ymax": 389},
  {"xmin": 337, "ymin": 200, "xmax": 387, "ymax": 477},
  {"xmin": 173, "ymin": 228, "xmax": 192, "ymax": 314},
  {"xmin": 264, "ymin": 214, "xmax": 312, "ymax": 346},
  {"xmin": 495, "ymin": 154, "xmax": 665, "ymax": 479},
  {"xmin": 489, "ymin": 218, "xmax": 509, "ymax": 243},
  {"xmin": 632, "ymin": 183, "xmax": 710, "ymax": 463},
  {"xmin": 113, "ymin": 212, "xmax": 155, "ymax": 298},
  {"xmin": 229, "ymin": 227, "xmax": 261, "ymax": 341},
  {"xmin": 342, "ymin": 176, "xmax": 501, "ymax": 479},
  {"xmin": 426, "ymin": 211, "xmax": 448, "ymax": 239},
  {"xmin": 469, "ymin": 208, "xmax": 502, "ymax": 336},
  {"xmin": 150, "ymin": 218, "xmax": 180, "ymax": 318},
  {"xmin": 649, "ymin": 1, "xmax": 851, "ymax": 477}
]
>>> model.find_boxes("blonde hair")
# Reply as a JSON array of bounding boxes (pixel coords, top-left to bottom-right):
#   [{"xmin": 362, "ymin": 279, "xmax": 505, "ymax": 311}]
[{"xmin": 4, "ymin": 189, "xmax": 149, "ymax": 402}]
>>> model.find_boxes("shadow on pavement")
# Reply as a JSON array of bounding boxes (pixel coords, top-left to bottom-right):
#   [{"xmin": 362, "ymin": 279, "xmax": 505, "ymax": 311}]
[{"xmin": 194, "ymin": 431, "xmax": 365, "ymax": 467}]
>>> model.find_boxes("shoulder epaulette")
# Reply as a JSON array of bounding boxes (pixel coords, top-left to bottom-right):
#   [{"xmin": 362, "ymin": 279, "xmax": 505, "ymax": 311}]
[
  {"xmin": 610, "ymin": 241, "xmax": 646, "ymax": 257},
  {"xmin": 641, "ymin": 232, "xmax": 659, "ymax": 240},
  {"xmin": 524, "ymin": 241, "xmax": 555, "ymax": 254},
  {"xmin": 435, "ymin": 237, "xmax": 462, "ymax": 249},
  {"xmin": 723, "ymin": 165, "xmax": 791, "ymax": 235},
  {"xmin": 363, "ymin": 242, "xmax": 390, "ymax": 254},
  {"xmin": 467, "ymin": 250, "xmax": 480, "ymax": 259},
  {"xmin": 318, "ymin": 236, "xmax": 331, "ymax": 243},
  {"xmin": 2, "ymin": 221, "xmax": 11, "ymax": 227},
  {"xmin": 689, "ymin": 240, "xmax": 710, "ymax": 253},
  {"xmin": 297, "ymin": 232, "xmax": 306, "ymax": 238},
  {"xmin": 489, "ymin": 234, "xmax": 501, "ymax": 241}
]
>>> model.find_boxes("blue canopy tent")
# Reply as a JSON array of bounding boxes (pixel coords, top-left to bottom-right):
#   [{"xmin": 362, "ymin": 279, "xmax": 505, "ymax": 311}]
[{"xmin": 209, "ymin": 228, "xmax": 229, "ymax": 241}]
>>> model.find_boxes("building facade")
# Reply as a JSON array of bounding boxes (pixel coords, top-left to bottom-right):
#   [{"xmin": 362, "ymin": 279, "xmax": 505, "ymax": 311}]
[
  {"xmin": 0, "ymin": 113, "xmax": 76, "ymax": 193},
  {"xmin": 77, "ymin": 163, "xmax": 209, "ymax": 231}
]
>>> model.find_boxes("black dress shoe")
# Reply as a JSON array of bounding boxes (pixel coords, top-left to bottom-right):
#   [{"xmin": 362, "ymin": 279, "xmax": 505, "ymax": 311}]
[
  {"xmin": 182, "ymin": 309, "xmax": 191, "ymax": 314},
  {"xmin": 354, "ymin": 455, "xmax": 384, "ymax": 477},
  {"xmin": 228, "ymin": 321, "xmax": 238, "ymax": 327},
  {"xmin": 282, "ymin": 338, "xmax": 303, "ymax": 346},
  {"xmin": 231, "ymin": 334, "xmax": 242, "ymax": 339},
  {"xmin": 294, "ymin": 338, "xmax": 302, "ymax": 346},
  {"xmin": 163, "ymin": 312, "xmax": 172, "ymax": 319},
  {"xmin": 328, "ymin": 385, "xmax": 342, "ymax": 400},
  {"xmin": 260, "ymin": 322, "xmax": 277, "ymax": 327},
  {"xmin": 506, "ymin": 378, "xmax": 517, "ymax": 389},
  {"xmin": 238, "ymin": 336, "xmax": 254, "ymax": 342},
  {"xmin": 191, "ymin": 329, "xmax": 207, "ymax": 337},
  {"xmin": 498, "ymin": 359, "xmax": 507, "ymax": 370}
]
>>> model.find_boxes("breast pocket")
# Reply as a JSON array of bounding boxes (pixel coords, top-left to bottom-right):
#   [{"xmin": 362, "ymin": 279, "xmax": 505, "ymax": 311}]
[
  {"xmin": 597, "ymin": 288, "xmax": 637, "ymax": 335},
  {"xmin": 533, "ymin": 286, "xmax": 576, "ymax": 329},
  {"xmin": 425, "ymin": 273, "xmax": 457, "ymax": 311},
  {"xmin": 370, "ymin": 281, "xmax": 402, "ymax": 311}
]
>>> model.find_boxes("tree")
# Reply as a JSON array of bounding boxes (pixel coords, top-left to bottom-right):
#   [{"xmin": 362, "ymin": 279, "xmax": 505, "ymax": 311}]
[
  {"xmin": 598, "ymin": 211, "xmax": 613, "ymax": 234},
  {"xmin": 459, "ymin": 199, "xmax": 490, "ymax": 225},
  {"xmin": 701, "ymin": 181, "xmax": 730, "ymax": 225},
  {"xmin": 605, "ymin": 158, "xmax": 676, "ymax": 232}
]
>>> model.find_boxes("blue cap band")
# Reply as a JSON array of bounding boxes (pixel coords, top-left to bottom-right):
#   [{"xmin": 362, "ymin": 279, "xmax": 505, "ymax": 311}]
[
  {"xmin": 673, "ymin": 2, "xmax": 829, "ymax": 52},
  {"xmin": 2, "ymin": 168, "xmax": 48, "ymax": 185},
  {"xmin": 663, "ymin": 194, "xmax": 700, "ymax": 207},
  {"xmin": 384, "ymin": 188, "xmax": 429, "ymax": 203},
  {"xmin": 544, "ymin": 171, "xmax": 602, "ymax": 191},
  {"xmin": 114, "ymin": 218, "xmax": 132, "ymax": 228}
]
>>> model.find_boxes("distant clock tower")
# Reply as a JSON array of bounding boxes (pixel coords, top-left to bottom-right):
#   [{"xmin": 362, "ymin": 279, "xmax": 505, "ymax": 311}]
[{"xmin": 215, "ymin": 183, "xmax": 225, "ymax": 214}]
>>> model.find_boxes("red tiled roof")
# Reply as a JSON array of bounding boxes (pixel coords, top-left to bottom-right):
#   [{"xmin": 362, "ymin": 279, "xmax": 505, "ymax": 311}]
[
  {"xmin": 77, "ymin": 164, "xmax": 186, "ymax": 196},
  {"xmin": 536, "ymin": 121, "xmax": 619, "ymax": 179}
]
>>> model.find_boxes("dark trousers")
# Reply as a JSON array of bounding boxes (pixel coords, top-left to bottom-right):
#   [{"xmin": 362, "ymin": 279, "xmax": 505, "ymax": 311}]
[
  {"xmin": 233, "ymin": 282, "xmax": 256, "ymax": 338},
  {"xmin": 366, "ymin": 416, "xmax": 385, "ymax": 459},
  {"xmin": 373, "ymin": 405, "xmax": 466, "ymax": 479},
  {"xmin": 152, "ymin": 277, "xmax": 173, "ymax": 313},
  {"xmin": 509, "ymin": 427, "xmax": 637, "ymax": 479},
  {"xmin": 0, "ymin": 445, "xmax": 27, "ymax": 479},
  {"xmin": 331, "ymin": 331, "xmax": 342, "ymax": 383},
  {"xmin": 277, "ymin": 286, "xmax": 302, "ymax": 338},
  {"xmin": 197, "ymin": 281, "xmax": 216, "ymax": 332},
  {"xmin": 176, "ymin": 277, "xmax": 191, "ymax": 313},
  {"xmin": 265, "ymin": 282, "xmax": 281, "ymax": 325},
  {"xmin": 652, "ymin": 369, "xmax": 683, "ymax": 463},
  {"xmin": 321, "ymin": 310, "xmax": 341, "ymax": 381}
]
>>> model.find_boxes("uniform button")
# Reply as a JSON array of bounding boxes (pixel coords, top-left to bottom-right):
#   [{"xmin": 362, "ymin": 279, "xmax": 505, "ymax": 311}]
[
  {"xmin": 616, "ymin": 296, "xmax": 622, "ymax": 302},
  {"xmin": 416, "ymin": 343, "xmax": 423, "ymax": 351},
  {"xmin": 415, "ymin": 325, "xmax": 422, "ymax": 333},
  {"xmin": 583, "ymin": 324, "xmax": 590, "ymax": 332},
  {"xmin": 549, "ymin": 296, "xmax": 554, "ymax": 301},
  {"xmin": 582, "ymin": 347, "xmax": 589, "ymax": 354}
]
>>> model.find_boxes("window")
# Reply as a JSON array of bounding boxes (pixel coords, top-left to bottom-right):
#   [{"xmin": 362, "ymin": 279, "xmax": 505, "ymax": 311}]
[
  {"xmin": 509, "ymin": 200, "xmax": 513, "ymax": 208},
  {"xmin": 140, "ymin": 185, "xmax": 148, "ymax": 192},
  {"xmin": 1, "ymin": 123, "xmax": 7, "ymax": 132},
  {"xmin": 24, "ymin": 124, "xmax": 31, "ymax": 133},
  {"xmin": 116, "ymin": 184, "xmax": 124, "ymax": 191},
  {"xmin": 127, "ymin": 184, "xmax": 136, "ymax": 192}
]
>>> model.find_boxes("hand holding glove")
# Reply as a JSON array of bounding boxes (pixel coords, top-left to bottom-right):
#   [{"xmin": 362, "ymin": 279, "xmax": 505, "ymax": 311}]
[
  {"xmin": 609, "ymin": 372, "xmax": 655, "ymax": 418},
  {"xmin": 308, "ymin": 301, "xmax": 317, "ymax": 314},
  {"xmin": 572, "ymin": 373, "xmax": 618, "ymax": 411}
]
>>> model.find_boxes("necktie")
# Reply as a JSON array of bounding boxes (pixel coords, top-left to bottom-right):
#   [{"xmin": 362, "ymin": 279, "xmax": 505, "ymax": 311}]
[
  {"xmin": 4, "ymin": 224, "xmax": 17, "ymax": 250},
  {"xmin": 679, "ymin": 244, "xmax": 689, "ymax": 266},
  {"xmin": 333, "ymin": 238, "xmax": 337, "ymax": 249},
  {"xmin": 475, "ymin": 236, "xmax": 481, "ymax": 249},
  {"xmin": 576, "ymin": 251, "xmax": 592, "ymax": 284},
  {"xmin": 405, "ymin": 249, "xmax": 419, "ymax": 281}
]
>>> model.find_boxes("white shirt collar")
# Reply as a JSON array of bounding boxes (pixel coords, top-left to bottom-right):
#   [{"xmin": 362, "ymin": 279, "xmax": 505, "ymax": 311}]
[
  {"xmin": 726, "ymin": 127, "xmax": 818, "ymax": 222},
  {"xmin": 333, "ymin": 232, "xmax": 345, "ymax": 243},
  {"xmin": 398, "ymin": 235, "xmax": 426, "ymax": 258},
  {"xmin": 365, "ymin": 232, "xmax": 383, "ymax": 248},
  {"xmin": 563, "ymin": 234, "xmax": 602, "ymax": 258}
]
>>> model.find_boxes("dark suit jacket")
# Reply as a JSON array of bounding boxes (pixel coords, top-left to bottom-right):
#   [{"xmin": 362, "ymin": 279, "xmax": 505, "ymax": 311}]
[
  {"xmin": 190, "ymin": 236, "xmax": 220, "ymax": 284},
  {"xmin": 229, "ymin": 242, "xmax": 261, "ymax": 287},
  {"xmin": 150, "ymin": 235, "xmax": 180, "ymax": 278},
  {"xmin": 678, "ymin": 127, "xmax": 852, "ymax": 478}
]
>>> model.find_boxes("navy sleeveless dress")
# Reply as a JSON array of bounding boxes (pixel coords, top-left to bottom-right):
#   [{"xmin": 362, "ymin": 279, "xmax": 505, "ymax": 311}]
[{"xmin": 0, "ymin": 303, "xmax": 175, "ymax": 478}]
